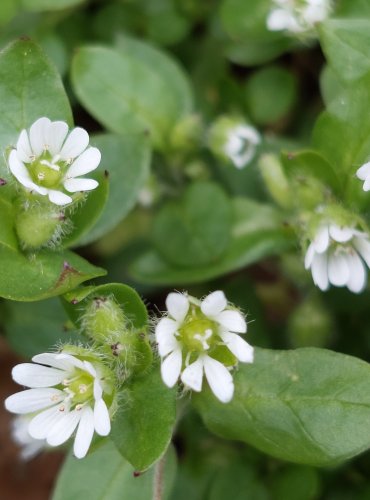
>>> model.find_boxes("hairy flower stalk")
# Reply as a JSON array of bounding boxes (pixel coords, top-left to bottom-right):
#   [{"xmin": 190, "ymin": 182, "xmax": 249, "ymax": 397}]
[
  {"xmin": 305, "ymin": 223, "xmax": 370, "ymax": 293},
  {"xmin": 5, "ymin": 351, "xmax": 115, "ymax": 459},
  {"xmin": 155, "ymin": 291, "xmax": 254, "ymax": 403},
  {"xmin": 267, "ymin": 0, "xmax": 332, "ymax": 34},
  {"xmin": 8, "ymin": 117, "xmax": 101, "ymax": 206}
]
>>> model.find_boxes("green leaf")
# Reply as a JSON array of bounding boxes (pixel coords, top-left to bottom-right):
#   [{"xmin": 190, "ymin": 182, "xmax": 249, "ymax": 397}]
[
  {"xmin": 208, "ymin": 462, "xmax": 269, "ymax": 500},
  {"xmin": 319, "ymin": 19, "xmax": 370, "ymax": 82},
  {"xmin": 111, "ymin": 362, "xmax": 177, "ymax": 471},
  {"xmin": 71, "ymin": 37, "xmax": 193, "ymax": 150},
  {"xmin": 194, "ymin": 347, "xmax": 370, "ymax": 466},
  {"xmin": 245, "ymin": 65, "xmax": 298, "ymax": 125},
  {"xmin": 0, "ymin": 247, "xmax": 106, "ymax": 301},
  {"xmin": 5, "ymin": 298, "xmax": 80, "ymax": 357},
  {"xmin": 281, "ymin": 150, "xmax": 342, "ymax": 195},
  {"xmin": 271, "ymin": 465, "xmax": 321, "ymax": 500},
  {"xmin": 153, "ymin": 182, "xmax": 233, "ymax": 268},
  {"xmin": 52, "ymin": 440, "xmax": 177, "ymax": 500},
  {"xmin": 0, "ymin": 38, "xmax": 72, "ymax": 179},
  {"xmin": 130, "ymin": 198, "xmax": 293, "ymax": 285},
  {"xmin": 62, "ymin": 170, "xmax": 109, "ymax": 248},
  {"xmin": 63, "ymin": 282, "xmax": 148, "ymax": 330},
  {"xmin": 21, "ymin": 0, "xmax": 85, "ymax": 11},
  {"xmin": 77, "ymin": 133, "xmax": 151, "ymax": 246}
]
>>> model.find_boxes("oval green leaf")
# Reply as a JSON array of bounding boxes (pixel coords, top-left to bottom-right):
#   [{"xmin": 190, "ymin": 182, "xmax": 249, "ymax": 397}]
[{"xmin": 194, "ymin": 347, "xmax": 370, "ymax": 466}]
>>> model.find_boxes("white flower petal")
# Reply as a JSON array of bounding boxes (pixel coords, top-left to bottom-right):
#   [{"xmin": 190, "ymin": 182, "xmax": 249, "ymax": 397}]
[
  {"xmin": 201, "ymin": 290, "xmax": 227, "ymax": 317},
  {"xmin": 311, "ymin": 252, "xmax": 329, "ymax": 291},
  {"xmin": 203, "ymin": 356, "xmax": 234, "ymax": 404},
  {"xmin": 5, "ymin": 388, "xmax": 64, "ymax": 414},
  {"xmin": 63, "ymin": 177, "xmax": 99, "ymax": 193},
  {"xmin": 66, "ymin": 147, "xmax": 101, "ymax": 178},
  {"xmin": 354, "ymin": 236, "xmax": 370, "ymax": 268},
  {"xmin": 46, "ymin": 410, "xmax": 81, "ymax": 446},
  {"xmin": 12, "ymin": 363, "xmax": 66, "ymax": 388},
  {"xmin": 155, "ymin": 317, "xmax": 178, "ymax": 342},
  {"xmin": 267, "ymin": 8, "xmax": 295, "ymax": 31},
  {"xmin": 158, "ymin": 333, "xmax": 180, "ymax": 358},
  {"xmin": 9, "ymin": 150, "xmax": 34, "ymax": 188},
  {"xmin": 364, "ymin": 176, "xmax": 370, "ymax": 192},
  {"xmin": 29, "ymin": 117, "xmax": 51, "ymax": 156},
  {"xmin": 94, "ymin": 399, "xmax": 111, "ymax": 436},
  {"xmin": 93, "ymin": 378, "xmax": 103, "ymax": 401},
  {"xmin": 82, "ymin": 361, "xmax": 97, "ymax": 378},
  {"xmin": 28, "ymin": 405, "xmax": 65, "ymax": 439},
  {"xmin": 16, "ymin": 130, "xmax": 33, "ymax": 163},
  {"xmin": 215, "ymin": 310, "xmax": 247, "ymax": 333},
  {"xmin": 328, "ymin": 252, "xmax": 350, "ymax": 287},
  {"xmin": 47, "ymin": 121, "xmax": 69, "ymax": 156},
  {"xmin": 181, "ymin": 357, "xmax": 204, "ymax": 392},
  {"xmin": 356, "ymin": 162, "xmax": 370, "ymax": 181},
  {"xmin": 304, "ymin": 243, "xmax": 315, "ymax": 269},
  {"xmin": 47, "ymin": 189, "xmax": 72, "ymax": 206},
  {"xmin": 60, "ymin": 127, "xmax": 89, "ymax": 160},
  {"xmin": 220, "ymin": 332, "xmax": 254, "ymax": 363},
  {"xmin": 74, "ymin": 406, "xmax": 95, "ymax": 458},
  {"xmin": 329, "ymin": 224, "xmax": 354, "ymax": 243},
  {"xmin": 166, "ymin": 293, "xmax": 189, "ymax": 323},
  {"xmin": 347, "ymin": 252, "xmax": 366, "ymax": 293},
  {"xmin": 55, "ymin": 353, "xmax": 85, "ymax": 370},
  {"xmin": 313, "ymin": 225, "xmax": 330, "ymax": 253},
  {"xmin": 161, "ymin": 348, "xmax": 182, "ymax": 388}
]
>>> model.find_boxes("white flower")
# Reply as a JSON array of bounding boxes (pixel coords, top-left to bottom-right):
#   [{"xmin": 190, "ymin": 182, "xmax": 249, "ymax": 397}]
[
  {"xmin": 304, "ymin": 223, "xmax": 370, "ymax": 293},
  {"xmin": 5, "ymin": 352, "xmax": 112, "ymax": 459},
  {"xmin": 356, "ymin": 161, "xmax": 370, "ymax": 191},
  {"xmin": 11, "ymin": 415, "xmax": 46, "ymax": 461},
  {"xmin": 224, "ymin": 125, "xmax": 261, "ymax": 169},
  {"xmin": 155, "ymin": 291, "xmax": 254, "ymax": 403},
  {"xmin": 8, "ymin": 117, "xmax": 101, "ymax": 206},
  {"xmin": 267, "ymin": 0, "xmax": 331, "ymax": 34}
]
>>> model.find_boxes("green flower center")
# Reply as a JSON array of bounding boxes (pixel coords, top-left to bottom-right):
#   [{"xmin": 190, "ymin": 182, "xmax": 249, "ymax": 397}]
[
  {"xmin": 28, "ymin": 152, "xmax": 68, "ymax": 189},
  {"xmin": 179, "ymin": 315, "xmax": 218, "ymax": 352},
  {"xmin": 62, "ymin": 370, "xmax": 95, "ymax": 406}
]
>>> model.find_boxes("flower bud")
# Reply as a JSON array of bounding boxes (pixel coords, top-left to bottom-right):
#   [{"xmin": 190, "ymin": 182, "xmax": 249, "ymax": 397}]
[
  {"xmin": 208, "ymin": 116, "xmax": 261, "ymax": 169},
  {"xmin": 258, "ymin": 153, "xmax": 291, "ymax": 208},
  {"xmin": 169, "ymin": 114, "xmax": 203, "ymax": 154},
  {"xmin": 15, "ymin": 203, "xmax": 66, "ymax": 249}
]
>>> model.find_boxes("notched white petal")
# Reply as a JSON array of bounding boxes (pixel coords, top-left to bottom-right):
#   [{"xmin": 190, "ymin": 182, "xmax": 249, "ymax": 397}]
[
  {"xmin": 94, "ymin": 399, "xmax": 111, "ymax": 436},
  {"xmin": 203, "ymin": 356, "xmax": 234, "ymax": 404},
  {"xmin": 5, "ymin": 388, "xmax": 64, "ymax": 414},
  {"xmin": 74, "ymin": 406, "xmax": 95, "ymax": 459},
  {"xmin": 60, "ymin": 127, "xmax": 89, "ymax": 160},
  {"xmin": 181, "ymin": 358, "xmax": 204, "ymax": 392},
  {"xmin": 166, "ymin": 292, "xmax": 189, "ymax": 323},
  {"xmin": 63, "ymin": 177, "xmax": 98, "ymax": 193},
  {"xmin": 201, "ymin": 290, "xmax": 227, "ymax": 317},
  {"xmin": 216, "ymin": 310, "xmax": 247, "ymax": 334},
  {"xmin": 12, "ymin": 363, "xmax": 66, "ymax": 388},
  {"xmin": 66, "ymin": 147, "xmax": 101, "ymax": 178},
  {"xmin": 221, "ymin": 332, "xmax": 254, "ymax": 363},
  {"xmin": 161, "ymin": 348, "xmax": 182, "ymax": 388},
  {"xmin": 47, "ymin": 189, "xmax": 72, "ymax": 206}
]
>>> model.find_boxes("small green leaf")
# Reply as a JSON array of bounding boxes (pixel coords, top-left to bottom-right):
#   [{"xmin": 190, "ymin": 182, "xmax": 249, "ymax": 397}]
[
  {"xmin": 111, "ymin": 362, "xmax": 177, "ymax": 471},
  {"xmin": 271, "ymin": 465, "xmax": 321, "ymax": 500},
  {"xmin": 319, "ymin": 19, "xmax": 370, "ymax": 82},
  {"xmin": 76, "ymin": 133, "xmax": 151, "ymax": 246},
  {"xmin": 281, "ymin": 149, "xmax": 341, "ymax": 195},
  {"xmin": 5, "ymin": 298, "xmax": 80, "ymax": 357},
  {"xmin": 0, "ymin": 247, "xmax": 106, "ymax": 301},
  {"xmin": 245, "ymin": 65, "xmax": 298, "ymax": 125},
  {"xmin": 71, "ymin": 37, "xmax": 193, "ymax": 150},
  {"xmin": 131, "ymin": 199, "xmax": 293, "ymax": 285},
  {"xmin": 0, "ymin": 38, "xmax": 72, "ymax": 179},
  {"xmin": 194, "ymin": 348, "xmax": 370, "ymax": 466},
  {"xmin": 52, "ymin": 440, "xmax": 177, "ymax": 500},
  {"xmin": 153, "ymin": 182, "xmax": 233, "ymax": 268}
]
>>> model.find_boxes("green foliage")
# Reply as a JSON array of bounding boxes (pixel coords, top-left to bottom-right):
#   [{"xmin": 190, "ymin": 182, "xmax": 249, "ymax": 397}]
[
  {"xmin": 71, "ymin": 37, "xmax": 193, "ymax": 151},
  {"xmin": 194, "ymin": 348, "xmax": 370, "ymax": 466},
  {"xmin": 111, "ymin": 363, "xmax": 177, "ymax": 471},
  {"xmin": 52, "ymin": 441, "xmax": 177, "ymax": 500}
]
